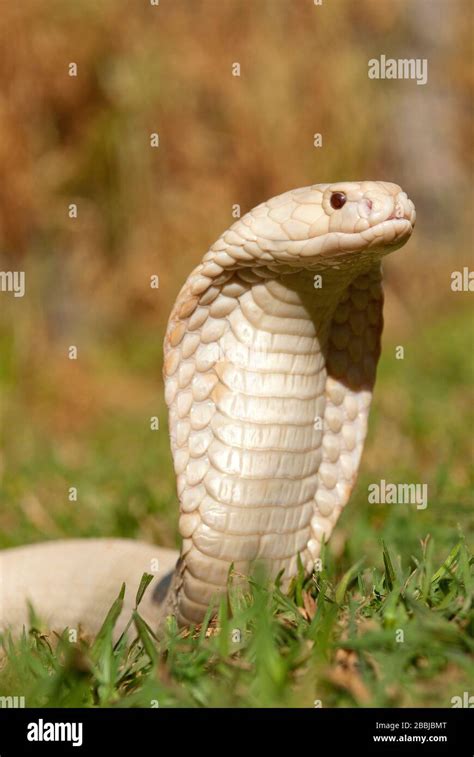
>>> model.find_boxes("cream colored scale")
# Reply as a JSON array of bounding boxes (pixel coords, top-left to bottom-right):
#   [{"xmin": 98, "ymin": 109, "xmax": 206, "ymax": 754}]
[{"xmin": 0, "ymin": 181, "xmax": 415, "ymax": 635}]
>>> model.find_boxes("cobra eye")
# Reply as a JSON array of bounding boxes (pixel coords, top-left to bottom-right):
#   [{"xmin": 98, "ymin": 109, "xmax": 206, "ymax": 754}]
[{"xmin": 330, "ymin": 192, "xmax": 347, "ymax": 210}]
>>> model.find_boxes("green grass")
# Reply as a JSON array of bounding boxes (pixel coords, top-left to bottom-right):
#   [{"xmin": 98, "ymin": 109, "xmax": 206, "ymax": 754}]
[
  {"xmin": 0, "ymin": 538, "xmax": 472, "ymax": 708},
  {"xmin": 0, "ymin": 305, "xmax": 472, "ymax": 707}
]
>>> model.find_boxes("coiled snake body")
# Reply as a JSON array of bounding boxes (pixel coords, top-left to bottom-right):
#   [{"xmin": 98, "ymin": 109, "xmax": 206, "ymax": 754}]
[{"xmin": 0, "ymin": 181, "xmax": 415, "ymax": 635}]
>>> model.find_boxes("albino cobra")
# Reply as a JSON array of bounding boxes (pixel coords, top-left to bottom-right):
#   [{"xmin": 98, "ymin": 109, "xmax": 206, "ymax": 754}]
[{"xmin": 0, "ymin": 181, "xmax": 415, "ymax": 636}]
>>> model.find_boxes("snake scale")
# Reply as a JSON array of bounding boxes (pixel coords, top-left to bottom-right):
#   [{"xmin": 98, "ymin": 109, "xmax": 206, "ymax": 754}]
[{"xmin": 0, "ymin": 181, "xmax": 415, "ymax": 636}]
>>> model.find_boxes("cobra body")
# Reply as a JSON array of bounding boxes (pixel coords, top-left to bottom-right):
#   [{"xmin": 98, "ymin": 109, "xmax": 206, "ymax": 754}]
[{"xmin": 0, "ymin": 181, "xmax": 415, "ymax": 636}]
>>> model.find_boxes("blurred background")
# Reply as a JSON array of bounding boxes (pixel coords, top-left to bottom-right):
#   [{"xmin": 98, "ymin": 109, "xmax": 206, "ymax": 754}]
[{"xmin": 0, "ymin": 0, "xmax": 472, "ymax": 565}]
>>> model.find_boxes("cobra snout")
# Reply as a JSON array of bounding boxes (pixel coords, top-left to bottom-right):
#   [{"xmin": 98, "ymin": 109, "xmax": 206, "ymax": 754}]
[{"xmin": 389, "ymin": 191, "xmax": 416, "ymax": 225}]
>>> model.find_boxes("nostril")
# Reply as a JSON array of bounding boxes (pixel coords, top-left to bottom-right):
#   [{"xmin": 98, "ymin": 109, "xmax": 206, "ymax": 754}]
[
  {"xmin": 389, "ymin": 199, "xmax": 410, "ymax": 221},
  {"xmin": 359, "ymin": 198, "xmax": 373, "ymax": 218}
]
